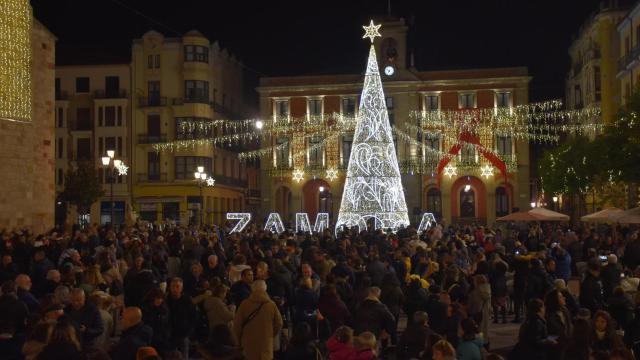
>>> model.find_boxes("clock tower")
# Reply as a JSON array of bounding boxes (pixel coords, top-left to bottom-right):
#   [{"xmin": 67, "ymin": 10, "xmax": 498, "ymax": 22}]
[{"xmin": 376, "ymin": 17, "xmax": 408, "ymax": 76}]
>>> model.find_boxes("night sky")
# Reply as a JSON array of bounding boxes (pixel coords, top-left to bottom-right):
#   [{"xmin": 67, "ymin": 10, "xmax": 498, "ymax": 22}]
[{"xmin": 32, "ymin": 0, "xmax": 612, "ymax": 103}]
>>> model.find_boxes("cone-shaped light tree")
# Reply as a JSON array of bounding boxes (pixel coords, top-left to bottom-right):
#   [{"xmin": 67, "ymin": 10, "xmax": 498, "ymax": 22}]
[{"xmin": 335, "ymin": 21, "xmax": 409, "ymax": 234}]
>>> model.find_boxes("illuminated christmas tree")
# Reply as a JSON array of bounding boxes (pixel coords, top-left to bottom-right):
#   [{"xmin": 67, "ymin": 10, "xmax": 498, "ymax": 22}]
[{"xmin": 335, "ymin": 21, "xmax": 409, "ymax": 234}]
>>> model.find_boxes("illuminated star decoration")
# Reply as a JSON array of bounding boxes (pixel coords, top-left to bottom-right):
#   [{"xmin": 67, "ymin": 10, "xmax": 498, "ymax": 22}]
[
  {"xmin": 326, "ymin": 168, "xmax": 338, "ymax": 181},
  {"xmin": 362, "ymin": 20, "xmax": 382, "ymax": 43},
  {"xmin": 443, "ymin": 165, "xmax": 457, "ymax": 178},
  {"xmin": 115, "ymin": 163, "xmax": 128, "ymax": 176},
  {"xmin": 206, "ymin": 177, "xmax": 216, "ymax": 187},
  {"xmin": 480, "ymin": 165, "xmax": 493, "ymax": 179},
  {"xmin": 292, "ymin": 169, "xmax": 304, "ymax": 183}
]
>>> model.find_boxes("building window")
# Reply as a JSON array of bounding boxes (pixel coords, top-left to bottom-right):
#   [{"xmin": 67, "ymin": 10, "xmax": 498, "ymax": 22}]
[
  {"xmin": 426, "ymin": 188, "xmax": 442, "ymax": 218},
  {"xmin": 459, "ymin": 93, "xmax": 475, "ymax": 109},
  {"xmin": 276, "ymin": 136, "xmax": 289, "ymax": 168},
  {"xmin": 117, "ymin": 106, "xmax": 123, "ymax": 126},
  {"xmin": 308, "ymin": 99, "xmax": 322, "ymax": 116},
  {"xmin": 425, "ymin": 94, "xmax": 439, "ymax": 110},
  {"xmin": 154, "ymin": 54, "xmax": 160, "ymax": 68},
  {"xmin": 75, "ymin": 77, "xmax": 89, "ymax": 93},
  {"xmin": 104, "ymin": 106, "xmax": 116, "ymax": 127},
  {"xmin": 76, "ymin": 108, "xmax": 91, "ymax": 130},
  {"xmin": 425, "ymin": 135, "xmax": 440, "ymax": 152},
  {"xmin": 98, "ymin": 137, "xmax": 103, "ymax": 156},
  {"xmin": 57, "ymin": 168, "xmax": 64, "ymax": 186},
  {"xmin": 497, "ymin": 136, "xmax": 512, "ymax": 156},
  {"xmin": 185, "ymin": 80, "xmax": 209, "ymax": 102},
  {"xmin": 342, "ymin": 97, "xmax": 356, "ymax": 116},
  {"xmin": 496, "ymin": 92, "xmax": 510, "ymax": 107},
  {"xmin": 57, "ymin": 137, "xmax": 63, "ymax": 159},
  {"xmin": 496, "ymin": 186, "xmax": 509, "ymax": 217},
  {"xmin": 342, "ymin": 135, "xmax": 353, "ymax": 166},
  {"xmin": 274, "ymin": 100, "xmax": 289, "ymax": 118},
  {"xmin": 308, "ymin": 135, "xmax": 323, "ymax": 167},
  {"xmin": 104, "ymin": 137, "xmax": 116, "ymax": 155},
  {"xmin": 148, "ymin": 152, "xmax": 161, "ymax": 180},
  {"xmin": 76, "ymin": 138, "xmax": 91, "ymax": 161},
  {"xmin": 460, "ymin": 143, "xmax": 475, "ymax": 163},
  {"xmin": 117, "ymin": 137, "xmax": 123, "ymax": 157},
  {"xmin": 147, "ymin": 55, "xmax": 153, "ymax": 69},
  {"xmin": 386, "ymin": 96, "xmax": 395, "ymax": 125},
  {"xmin": 185, "ymin": 45, "xmax": 209, "ymax": 63},
  {"xmin": 148, "ymin": 81, "xmax": 160, "ymax": 104},
  {"xmin": 56, "ymin": 108, "xmax": 64, "ymax": 128},
  {"xmin": 175, "ymin": 156, "xmax": 212, "ymax": 180},
  {"xmin": 574, "ymin": 85, "xmax": 582, "ymax": 108}
]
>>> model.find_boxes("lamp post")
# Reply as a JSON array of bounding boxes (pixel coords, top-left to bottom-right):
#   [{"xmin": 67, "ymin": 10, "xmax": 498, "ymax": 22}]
[
  {"xmin": 101, "ymin": 150, "xmax": 127, "ymax": 226},
  {"xmin": 552, "ymin": 196, "xmax": 558, "ymax": 211},
  {"xmin": 194, "ymin": 166, "xmax": 215, "ymax": 226}
]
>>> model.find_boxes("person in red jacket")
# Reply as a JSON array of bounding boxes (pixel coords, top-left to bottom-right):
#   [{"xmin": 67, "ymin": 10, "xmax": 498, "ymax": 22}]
[
  {"xmin": 327, "ymin": 326, "xmax": 355, "ymax": 360},
  {"xmin": 351, "ymin": 332, "xmax": 377, "ymax": 360}
]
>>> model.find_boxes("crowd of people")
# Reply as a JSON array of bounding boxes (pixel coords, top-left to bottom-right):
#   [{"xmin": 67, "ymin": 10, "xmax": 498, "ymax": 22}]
[{"xmin": 0, "ymin": 219, "xmax": 640, "ymax": 360}]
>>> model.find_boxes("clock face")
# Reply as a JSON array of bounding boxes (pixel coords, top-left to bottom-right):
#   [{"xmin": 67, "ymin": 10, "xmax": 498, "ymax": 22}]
[{"xmin": 384, "ymin": 65, "xmax": 395, "ymax": 76}]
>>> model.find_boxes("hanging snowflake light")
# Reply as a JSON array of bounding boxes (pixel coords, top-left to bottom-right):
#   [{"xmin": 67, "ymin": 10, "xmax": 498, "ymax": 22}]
[
  {"xmin": 206, "ymin": 177, "xmax": 215, "ymax": 187},
  {"xmin": 292, "ymin": 169, "xmax": 304, "ymax": 183},
  {"xmin": 115, "ymin": 162, "xmax": 128, "ymax": 176},
  {"xmin": 480, "ymin": 165, "xmax": 493, "ymax": 178},
  {"xmin": 443, "ymin": 165, "xmax": 457, "ymax": 178},
  {"xmin": 326, "ymin": 168, "xmax": 338, "ymax": 181}
]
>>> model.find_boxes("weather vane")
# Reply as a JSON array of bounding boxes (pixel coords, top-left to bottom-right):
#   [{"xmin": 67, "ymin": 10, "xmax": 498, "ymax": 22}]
[{"xmin": 362, "ymin": 20, "xmax": 382, "ymax": 43}]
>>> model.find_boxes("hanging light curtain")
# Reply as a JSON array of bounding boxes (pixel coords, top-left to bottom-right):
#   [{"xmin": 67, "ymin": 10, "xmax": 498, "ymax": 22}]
[{"xmin": 0, "ymin": 0, "xmax": 32, "ymax": 122}]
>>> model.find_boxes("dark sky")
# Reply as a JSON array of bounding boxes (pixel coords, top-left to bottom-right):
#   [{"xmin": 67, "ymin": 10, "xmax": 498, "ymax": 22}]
[{"xmin": 32, "ymin": 0, "xmax": 612, "ymax": 102}]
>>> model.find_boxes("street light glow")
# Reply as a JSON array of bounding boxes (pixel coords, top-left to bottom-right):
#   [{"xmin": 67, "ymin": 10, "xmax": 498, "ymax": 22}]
[
  {"xmin": 107, "ymin": 150, "xmax": 115, "ymax": 158},
  {"xmin": 197, "ymin": 166, "xmax": 204, "ymax": 173},
  {"xmin": 255, "ymin": 120, "xmax": 264, "ymax": 129},
  {"xmin": 101, "ymin": 156, "xmax": 110, "ymax": 166},
  {"xmin": 319, "ymin": 186, "xmax": 324, "ymax": 192}
]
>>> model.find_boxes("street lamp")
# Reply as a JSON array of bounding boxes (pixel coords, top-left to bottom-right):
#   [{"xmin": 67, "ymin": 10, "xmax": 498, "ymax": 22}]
[
  {"xmin": 194, "ymin": 167, "xmax": 215, "ymax": 226},
  {"xmin": 530, "ymin": 201, "xmax": 536, "ymax": 208},
  {"xmin": 101, "ymin": 150, "xmax": 128, "ymax": 226},
  {"xmin": 255, "ymin": 120, "xmax": 264, "ymax": 130}
]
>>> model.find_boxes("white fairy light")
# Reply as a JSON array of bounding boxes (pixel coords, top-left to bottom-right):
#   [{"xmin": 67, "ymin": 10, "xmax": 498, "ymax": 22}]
[
  {"xmin": 314, "ymin": 213, "xmax": 330, "ymax": 233},
  {"xmin": 480, "ymin": 165, "xmax": 493, "ymax": 178},
  {"xmin": 326, "ymin": 168, "xmax": 338, "ymax": 181},
  {"xmin": 295, "ymin": 213, "xmax": 312, "ymax": 234},
  {"xmin": 335, "ymin": 22, "xmax": 410, "ymax": 235},
  {"xmin": 115, "ymin": 162, "xmax": 128, "ymax": 176},
  {"xmin": 264, "ymin": 213, "xmax": 285, "ymax": 234},
  {"xmin": 443, "ymin": 165, "xmax": 457, "ymax": 178},
  {"xmin": 417, "ymin": 213, "xmax": 437, "ymax": 234},
  {"xmin": 292, "ymin": 169, "xmax": 304, "ymax": 183},
  {"xmin": 227, "ymin": 213, "xmax": 251, "ymax": 233}
]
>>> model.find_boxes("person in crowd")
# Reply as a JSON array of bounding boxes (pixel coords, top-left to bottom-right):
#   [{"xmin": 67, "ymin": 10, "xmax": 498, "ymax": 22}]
[
  {"xmin": 141, "ymin": 287, "xmax": 171, "ymax": 354},
  {"xmin": 230, "ymin": 268, "xmax": 253, "ymax": 308},
  {"xmin": 197, "ymin": 324, "xmax": 243, "ymax": 360},
  {"xmin": 67, "ymin": 288, "xmax": 104, "ymax": 350},
  {"xmin": 563, "ymin": 319, "xmax": 592, "ymax": 360},
  {"xmin": 318, "ymin": 283, "xmax": 351, "ymax": 331},
  {"xmin": 544, "ymin": 289, "xmax": 572, "ymax": 359},
  {"xmin": 37, "ymin": 317, "xmax": 85, "ymax": 360},
  {"xmin": 580, "ymin": 260, "xmax": 605, "ymax": 313},
  {"xmin": 21, "ymin": 321, "xmax": 51, "ymax": 360},
  {"xmin": 16, "ymin": 274, "xmax": 39, "ymax": 312},
  {"xmin": 0, "ymin": 280, "xmax": 28, "ymax": 341},
  {"xmin": 285, "ymin": 322, "xmax": 321, "ymax": 359},
  {"xmin": 166, "ymin": 277, "xmax": 198, "ymax": 359},
  {"xmin": 601, "ymin": 254, "xmax": 622, "ymax": 299},
  {"xmin": 397, "ymin": 311, "xmax": 442, "ymax": 359},
  {"xmin": 352, "ymin": 331, "xmax": 377, "ymax": 360},
  {"xmin": 607, "ymin": 286, "xmax": 634, "ymax": 331},
  {"xmin": 111, "ymin": 307, "xmax": 153, "ymax": 360},
  {"xmin": 233, "ymin": 279, "xmax": 283, "ymax": 360},
  {"xmin": 591, "ymin": 310, "xmax": 624, "ymax": 355},
  {"xmin": 456, "ymin": 318, "xmax": 484, "ymax": 360},
  {"xmin": 353, "ymin": 286, "xmax": 395, "ymax": 339},
  {"xmin": 90, "ymin": 291, "xmax": 114, "ymax": 351},
  {"xmin": 432, "ymin": 339, "xmax": 456, "ymax": 360},
  {"xmin": 516, "ymin": 298, "xmax": 555, "ymax": 360},
  {"xmin": 467, "ymin": 274, "xmax": 491, "ymax": 347},
  {"xmin": 202, "ymin": 283, "xmax": 235, "ymax": 339},
  {"xmin": 327, "ymin": 325, "xmax": 356, "ymax": 360}
]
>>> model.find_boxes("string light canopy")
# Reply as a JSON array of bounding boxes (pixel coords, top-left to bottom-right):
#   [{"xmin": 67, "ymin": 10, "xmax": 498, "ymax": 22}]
[
  {"xmin": 335, "ymin": 21, "xmax": 410, "ymax": 235},
  {"xmin": 0, "ymin": 0, "xmax": 32, "ymax": 123}
]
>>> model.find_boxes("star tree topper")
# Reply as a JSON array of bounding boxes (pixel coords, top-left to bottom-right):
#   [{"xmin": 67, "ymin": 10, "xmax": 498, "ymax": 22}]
[{"xmin": 362, "ymin": 20, "xmax": 381, "ymax": 43}]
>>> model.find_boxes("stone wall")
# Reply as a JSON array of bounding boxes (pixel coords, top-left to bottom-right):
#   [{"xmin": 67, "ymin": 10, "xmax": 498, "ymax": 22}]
[{"xmin": 0, "ymin": 20, "xmax": 56, "ymax": 232}]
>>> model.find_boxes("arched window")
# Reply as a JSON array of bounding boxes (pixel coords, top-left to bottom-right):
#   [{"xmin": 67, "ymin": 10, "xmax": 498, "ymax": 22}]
[
  {"xmin": 496, "ymin": 186, "xmax": 509, "ymax": 217},
  {"xmin": 426, "ymin": 188, "xmax": 442, "ymax": 218},
  {"xmin": 460, "ymin": 187, "xmax": 475, "ymax": 218}
]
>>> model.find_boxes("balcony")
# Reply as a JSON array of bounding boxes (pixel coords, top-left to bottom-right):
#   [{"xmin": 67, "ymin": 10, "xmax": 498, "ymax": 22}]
[
  {"xmin": 215, "ymin": 175, "xmax": 247, "ymax": 188},
  {"xmin": 69, "ymin": 119, "xmax": 93, "ymax": 131},
  {"xmin": 246, "ymin": 189, "xmax": 261, "ymax": 198},
  {"xmin": 173, "ymin": 97, "xmax": 211, "ymax": 106},
  {"xmin": 138, "ymin": 134, "xmax": 167, "ymax": 144},
  {"xmin": 138, "ymin": 97, "xmax": 167, "ymax": 107},
  {"xmin": 137, "ymin": 173, "xmax": 167, "ymax": 183},
  {"xmin": 94, "ymin": 89, "xmax": 127, "ymax": 99}
]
